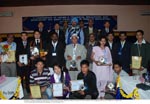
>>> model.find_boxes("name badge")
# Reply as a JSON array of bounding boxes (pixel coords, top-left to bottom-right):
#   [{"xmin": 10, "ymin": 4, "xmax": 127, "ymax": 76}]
[{"xmin": 52, "ymin": 53, "xmax": 57, "ymax": 56}]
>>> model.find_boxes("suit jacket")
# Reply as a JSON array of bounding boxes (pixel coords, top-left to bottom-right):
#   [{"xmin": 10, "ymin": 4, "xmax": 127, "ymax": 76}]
[
  {"xmin": 85, "ymin": 41, "xmax": 98, "ymax": 63},
  {"xmin": 114, "ymin": 41, "xmax": 131, "ymax": 73},
  {"xmin": 30, "ymin": 38, "xmax": 46, "ymax": 50},
  {"xmin": 83, "ymin": 27, "xmax": 98, "ymax": 44},
  {"xmin": 46, "ymin": 41, "xmax": 65, "ymax": 67},
  {"xmin": 16, "ymin": 39, "xmax": 31, "ymax": 63},
  {"xmin": 100, "ymin": 28, "xmax": 113, "ymax": 37},
  {"xmin": 50, "ymin": 29, "xmax": 66, "ymax": 45},
  {"xmin": 37, "ymin": 28, "xmax": 49, "ymax": 42},
  {"xmin": 106, "ymin": 41, "xmax": 116, "ymax": 63},
  {"xmin": 64, "ymin": 44, "xmax": 87, "ymax": 70}
]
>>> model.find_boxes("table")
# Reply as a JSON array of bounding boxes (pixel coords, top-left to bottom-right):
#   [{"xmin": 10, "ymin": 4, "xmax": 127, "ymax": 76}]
[
  {"xmin": 121, "ymin": 76, "xmax": 150, "ymax": 99},
  {"xmin": 0, "ymin": 77, "xmax": 24, "ymax": 99}
]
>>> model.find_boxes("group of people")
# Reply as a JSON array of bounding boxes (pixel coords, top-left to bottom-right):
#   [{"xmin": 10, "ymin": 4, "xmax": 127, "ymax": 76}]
[{"xmin": 0, "ymin": 17, "xmax": 150, "ymax": 99}]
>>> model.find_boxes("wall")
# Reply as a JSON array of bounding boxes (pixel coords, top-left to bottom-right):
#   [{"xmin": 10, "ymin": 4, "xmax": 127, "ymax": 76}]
[{"xmin": 0, "ymin": 5, "xmax": 150, "ymax": 40}]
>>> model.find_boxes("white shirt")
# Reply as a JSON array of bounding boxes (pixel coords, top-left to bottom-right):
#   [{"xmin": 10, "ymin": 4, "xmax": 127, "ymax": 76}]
[
  {"xmin": 89, "ymin": 27, "xmax": 93, "ymax": 34},
  {"xmin": 120, "ymin": 40, "xmax": 126, "ymax": 48},
  {"xmin": 52, "ymin": 41, "xmax": 58, "ymax": 52},
  {"xmin": 135, "ymin": 39, "xmax": 146, "ymax": 44},
  {"xmin": 112, "ymin": 70, "xmax": 129, "ymax": 84},
  {"xmin": 55, "ymin": 30, "xmax": 59, "ymax": 36},
  {"xmin": 108, "ymin": 41, "xmax": 113, "ymax": 50},
  {"xmin": 54, "ymin": 73, "xmax": 61, "ymax": 83},
  {"xmin": 35, "ymin": 39, "xmax": 40, "ymax": 44}
]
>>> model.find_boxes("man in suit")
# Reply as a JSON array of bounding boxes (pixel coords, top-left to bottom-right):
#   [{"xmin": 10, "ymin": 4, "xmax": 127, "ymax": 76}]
[
  {"xmin": 84, "ymin": 18, "xmax": 98, "ymax": 44},
  {"xmin": 37, "ymin": 21, "xmax": 49, "ymax": 42},
  {"xmin": 49, "ymin": 23, "xmax": 65, "ymax": 46},
  {"xmin": 85, "ymin": 33, "xmax": 97, "ymax": 70},
  {"xmin": 16, "ymin": 32, "xmax": 30, "ymax": 93},
  {"xmin": 131, "ymin": 30, "xmax": 150, "ymax": 75},
  {"xmin": 100, "ymin": 21, "xmax": 113, "ymax": 37},
  {"xmin": 65, "ymin": 34, "xmax": 87, "ymax": 80},
  {"xmin": 30, "ymin": 30, "xmax": 46, "ymax": 70},
  {"xmin": 106, "ymin": 32, "xmax": 116, "ymax": 63},
  {"xmin": 114, "ymin": 32, "xmax": 131, "ymax": 74},
  {"xmin": 46, "ymin": 32, "xmax": 65, "ymax": 68}
]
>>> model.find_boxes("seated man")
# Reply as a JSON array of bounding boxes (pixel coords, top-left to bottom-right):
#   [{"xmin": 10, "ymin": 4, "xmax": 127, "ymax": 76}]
[
  {"xmin": 29, "ymin": 59, "xmax": 52, "ymax": 99},
  {"xmin": 69, "ymin": 60, "xmax": 99, "ymax": 99},
  {"xmin": 113, "ymin": 61, "xmax": 129, "ymax": 84}
]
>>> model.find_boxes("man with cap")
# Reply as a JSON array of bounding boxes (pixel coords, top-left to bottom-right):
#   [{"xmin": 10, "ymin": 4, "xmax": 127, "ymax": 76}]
[
  {"xmin": 65, "ymin": 17, "xmax": 84, "ymax": 45},
  {"xmin": 64, "ymin": 34, "xmax": 87, "ymax": 80}
]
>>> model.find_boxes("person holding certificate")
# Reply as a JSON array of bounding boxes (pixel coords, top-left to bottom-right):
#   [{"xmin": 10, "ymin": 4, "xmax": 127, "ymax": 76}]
[
  {"xmin": 0, "ymin": 34, "xmax": 17, "ymax": 77},
  {"xmin": 69, "ymin": 60, "xmax": 99, "ymax": 99},
  {"xmin": 50, "ymin": 64, "xmax": 71, "ymax": 98},
  {"xmin": 131, "ymin": 30, "xmax": 150, "ymax": 75},
  {"xmin": 29, "ymin": 59, "xmax": 52, "ymax": 99},
  {"xmin": 91, "ymin": 36, "xmax": 113, "ymax": 99},
  {"xmin": 16, "ymin": 32, "xmax": 31, "ymax": 93}
]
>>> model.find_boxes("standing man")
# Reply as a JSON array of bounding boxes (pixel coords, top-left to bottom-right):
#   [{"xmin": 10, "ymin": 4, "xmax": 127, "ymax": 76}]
[
  {"xmin": 106, "ymin": 32, "xmax": 116, "ymax": 63},
  {"xmin": 114, "ymin": 32, "xmax": 131, "ymax": 74},
  {"xmin": 65, "ymin": 34, "xmax": 87, "ymax": 80},
  {"xmin": 50, "ymin": 23, "xmax": 65, "ymax": 46},
  {"xmin": 46, "ymin": 32, "xmax": 65, "ymax": 68},
  {"xmin": 85, "ymin": 33, "xmax": 97, "ymax": 70},
  {"xmin": 0, "ymin": 34, "xmax": 17, "ymax": 77},
  {"xmin": 84, "ymin": 18, "xmax": 98, "ymax": 44},
  {"xmin": 131, "ymin": 30, "xmax": 150, "ymax": 75},
  {"xmin": 100, "ymin": 21, "xmax": 113, "ymax": 37},
  {"xmin": 37, "ymin": 21, "xmax": 49, "ymax": 42},
  {"xmin": 65, "ymin": 17, "xmax": 84, "ymax": 45},
  {"xmin": 16, "ymin": 32, "xmax": 31, "ymax": 93}
]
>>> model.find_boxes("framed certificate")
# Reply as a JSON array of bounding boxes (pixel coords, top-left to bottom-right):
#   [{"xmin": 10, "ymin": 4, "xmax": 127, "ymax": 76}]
[
  {"xmin": 132, "ymin": 56, "xmax": 142, "ymax": 69},
  {"xmin": 30, "ymin": 85, "xmax": 41, "ymax": 98},
  {"xmin": 70, "ymin": 80, "xmax": 84, "ymax": 91},
  {"xmin": 53, "ymin": 83, "xmax": 63, "ymax": 97},
  {"xmin": 19, "ymin": 54, "xmax": 28, "ymax": 65},
  {"xmin": 6, "ymin": 50, "xmax": 16, "ymax": 62}
]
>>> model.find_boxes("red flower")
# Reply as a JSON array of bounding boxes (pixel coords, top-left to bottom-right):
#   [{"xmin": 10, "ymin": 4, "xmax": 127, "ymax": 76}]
[{"xmin": 3, "ymin": 44, "xmax": 9, "ymax": 49}]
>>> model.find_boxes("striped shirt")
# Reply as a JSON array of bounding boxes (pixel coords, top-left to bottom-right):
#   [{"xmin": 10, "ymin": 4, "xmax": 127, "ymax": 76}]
[{"xmin": 30, "ymin": 68, "xmax": 51, "ymax": 87}]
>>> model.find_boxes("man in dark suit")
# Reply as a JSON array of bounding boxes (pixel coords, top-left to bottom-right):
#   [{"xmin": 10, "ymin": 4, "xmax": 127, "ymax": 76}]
[
  {"xmin": 84, "ymin": 18, "xmax": 98, "ymax": 45},
  {"xmin": 100, "ymin": 21, "xmax": 113, "ymax": 37},
  {"xmin": 30, "ymin": 30, "xmax": 46, "ymax": 69},
  {"xmin": 46, "ymin": 32, "xmax": 65, "ymax": 68},
  {"xmin": 37, "ymin": 21, "xmax": 49, "ymax": 42},
  {"xmin": 16, "ymin": 32, "xmax": 31, "ymax": 93},
  {"xmin": 85, "ymin": 33, "xmax": 97, "ymax": 70},
  {"xmin": 49, "ymin": 23, "xmax": 66, "ymax": 46},
  {"xmin": 114, "ymin": 32, "xmax": 131, "ymax": 74},
  {"xmin": 106, "ymin": 32, "xmax": 116, "ymax": 63}
]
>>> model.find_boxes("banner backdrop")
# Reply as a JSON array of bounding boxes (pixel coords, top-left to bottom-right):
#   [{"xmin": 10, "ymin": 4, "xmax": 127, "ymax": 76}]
[{"xmin": 22, "ymin": 15, "xmax": 117, "ymax": 31}]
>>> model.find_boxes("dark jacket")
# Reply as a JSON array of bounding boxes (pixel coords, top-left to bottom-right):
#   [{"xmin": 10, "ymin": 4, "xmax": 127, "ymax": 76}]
[
  {"xmin": 46, "ymin": 41, "xmax": 65, "ymax": 67},
  {"xmin": 77, "ymin": 71, "xmax": 99, "ymax": 95}
]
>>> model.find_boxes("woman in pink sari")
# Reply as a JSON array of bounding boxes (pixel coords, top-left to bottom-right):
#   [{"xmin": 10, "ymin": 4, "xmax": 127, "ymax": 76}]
[{"xmin": 91, "ymin": 36, "xmax": 113, "ymax": 99}]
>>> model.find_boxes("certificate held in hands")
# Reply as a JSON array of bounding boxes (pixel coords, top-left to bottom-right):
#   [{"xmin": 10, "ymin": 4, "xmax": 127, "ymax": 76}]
[
  {"xmin": 70, "ymin": 80, "xmax": 84, "ymax": 91},
  {"xmin": 6, "ymin": 50, "xmax": 16, "ymax": 62},
  {"xmin": 53, "ymin": 83, "xmax": 63, "ymax": 97},
  {"xmin": 30, "ymin": 85, "xmax": 41, "ymax": 98},
  {"xmin": 131, "ymin": 56, "xmax": 142, "ymax": 69},
  {"xmin": 19, "ymin": 54, "xmax": 28, "ymax": 65}
]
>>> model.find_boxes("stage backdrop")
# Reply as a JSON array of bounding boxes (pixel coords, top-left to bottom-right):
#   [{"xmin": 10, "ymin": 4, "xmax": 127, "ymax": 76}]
[{"xmin": 22, "ymin": 15, "xmax": 117, "ymax": 31}]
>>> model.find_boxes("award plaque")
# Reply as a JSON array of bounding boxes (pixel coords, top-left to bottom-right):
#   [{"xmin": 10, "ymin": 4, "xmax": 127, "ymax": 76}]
[
  {"xmin": 97, "ymin": 56, "xmax": 106, "ymax": 65},
  {"xmin": 132, "ymin": 56, "xmax": 142, "ymax": 69},
  {"xmin": 19, "ymin": 54, "xmax": 28, "ymax": 65},
  {"xmin": 30, "ymin": 47, "xmax": 39, "ymax": 56},
  {"xmin": 30, "ymin": 85, "xmax": 41, "ymax": 98}
]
